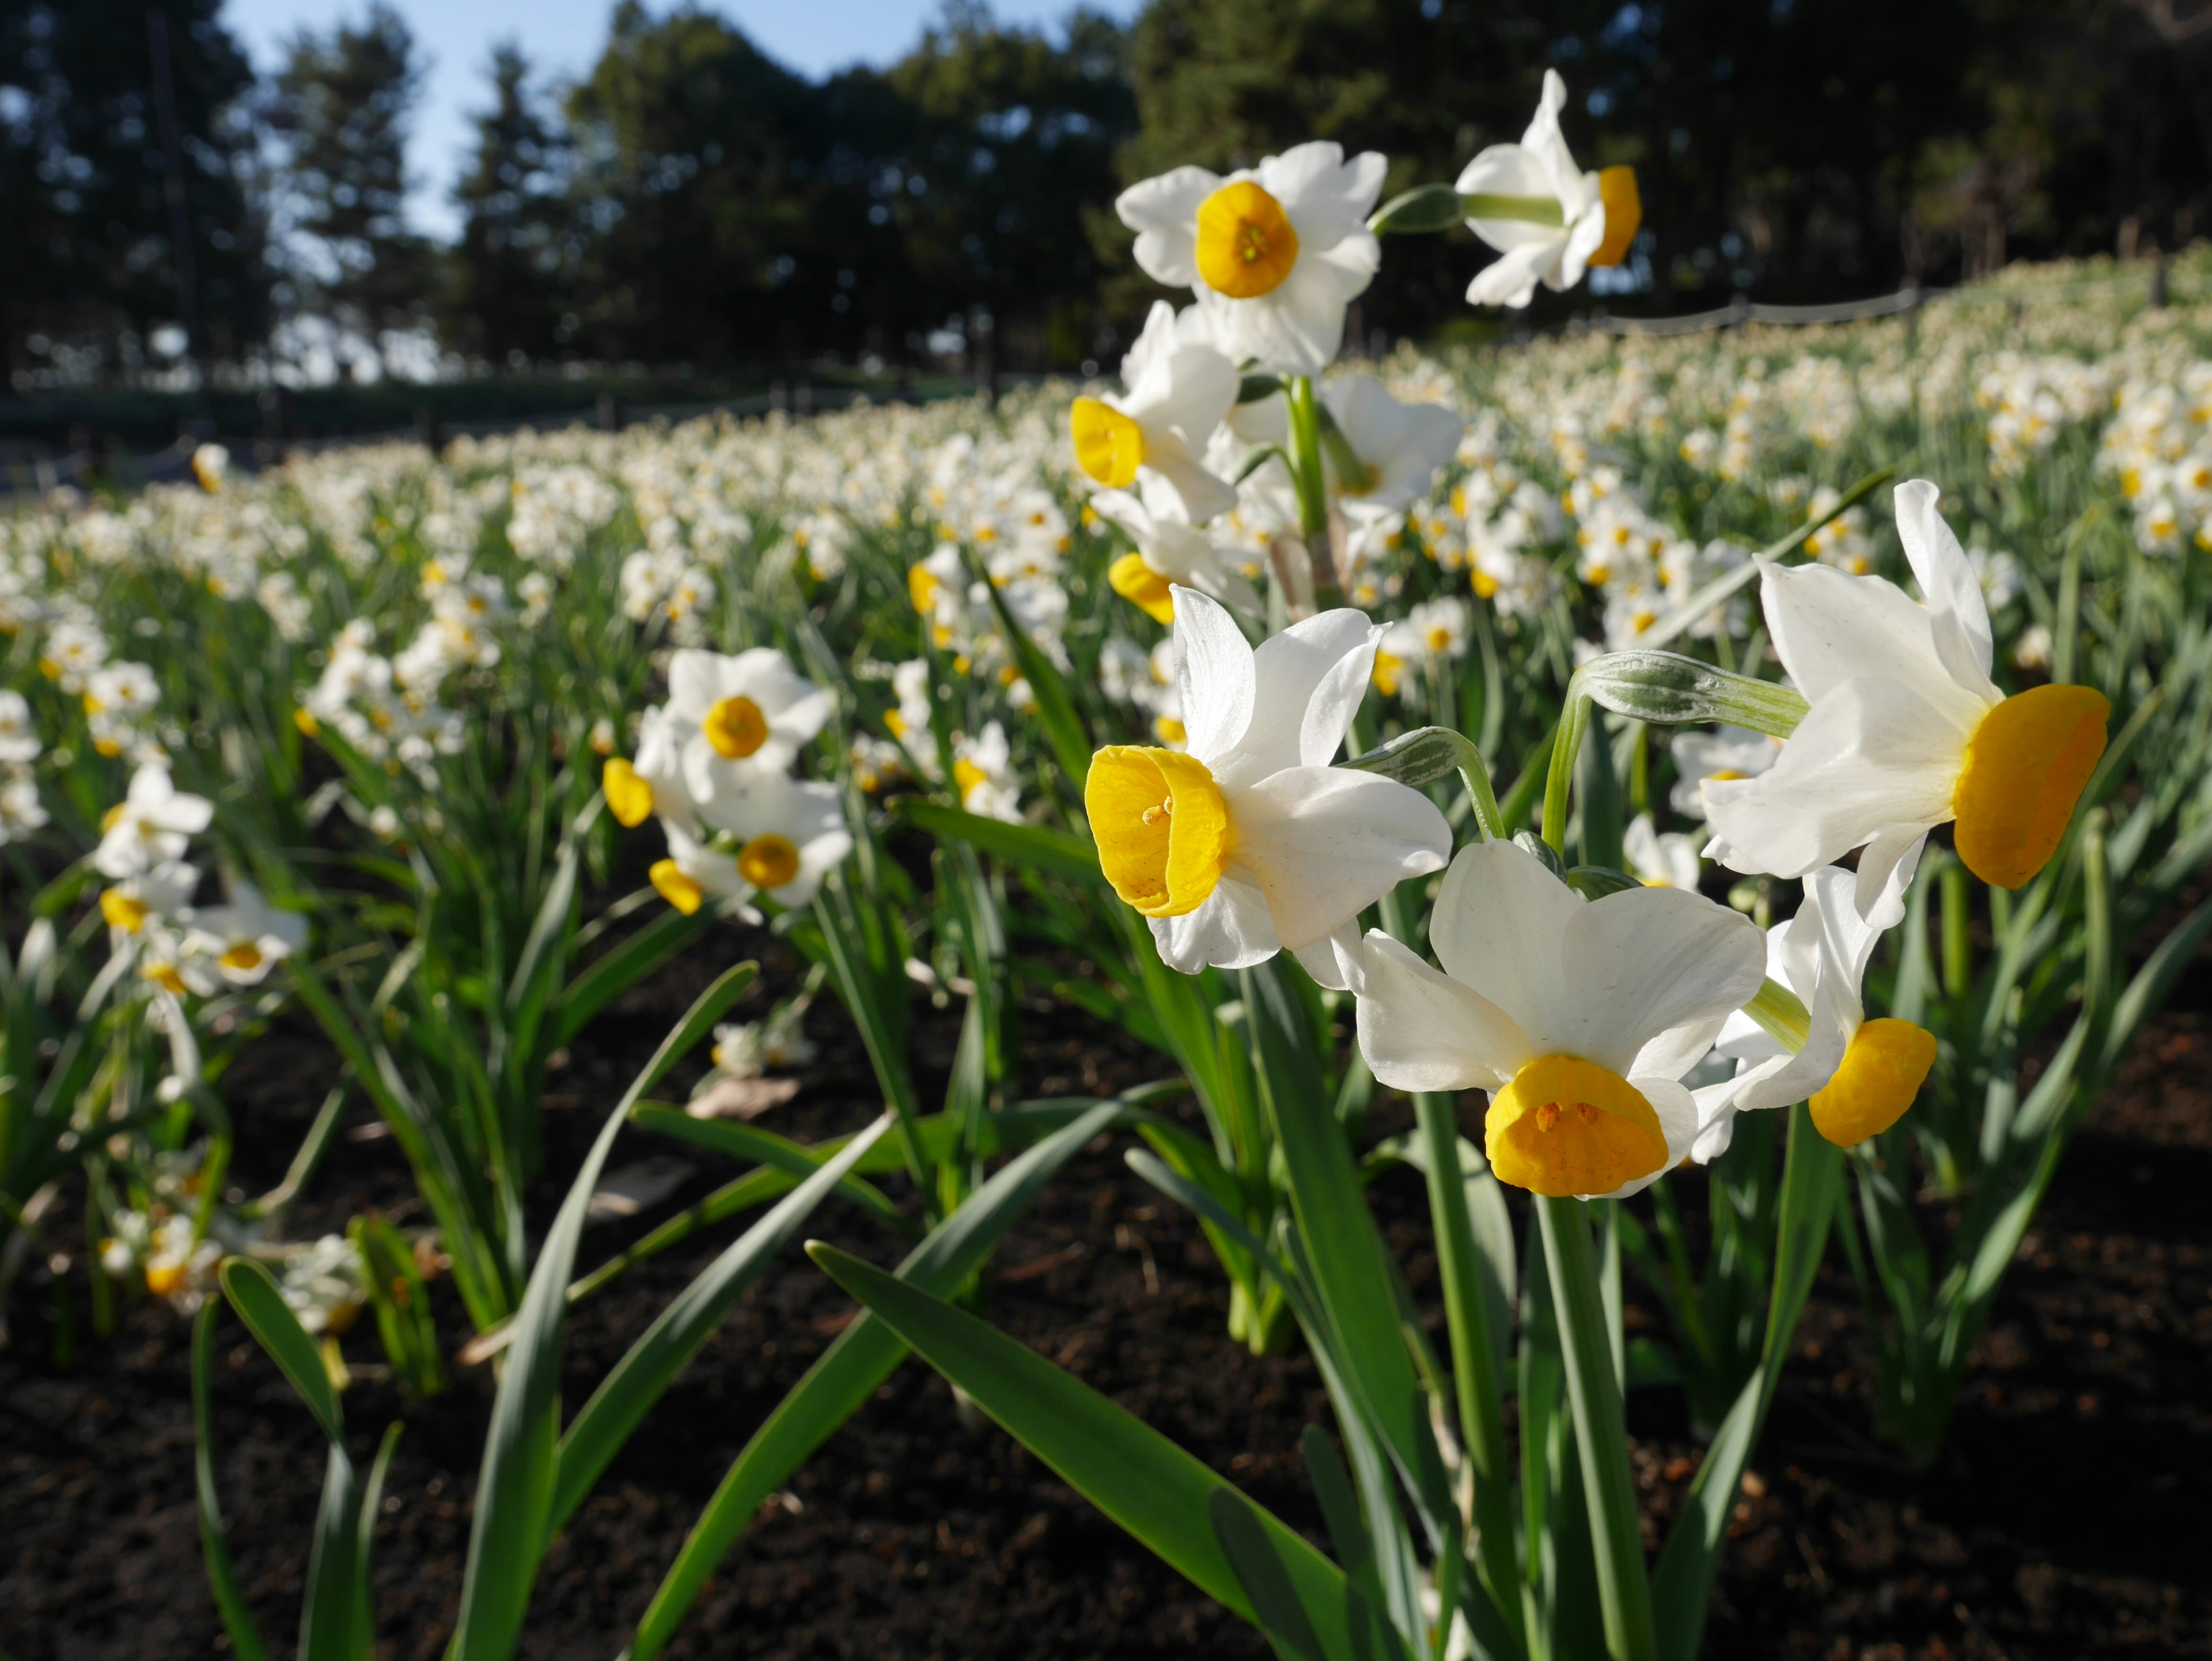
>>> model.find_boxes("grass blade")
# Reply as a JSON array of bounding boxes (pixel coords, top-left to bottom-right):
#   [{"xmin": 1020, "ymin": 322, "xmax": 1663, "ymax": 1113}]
[
  {"xmin": 190, "ymin": 1300, "xmax": 273, "ymax": 1661},
  {"xmin": 550, "ymin": 1115, "xmax": 893, "ymax": 1529},
  {"xmin": 219, "ymin": 1257, "xmax": 342, "ymax": 1442}
]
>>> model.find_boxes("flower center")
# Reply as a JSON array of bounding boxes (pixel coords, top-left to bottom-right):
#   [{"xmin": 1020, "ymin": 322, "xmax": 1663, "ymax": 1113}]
[
  {"xmin": 953, "ymin": 758, "xmax": 988, "ymax": 797},
  {"xmin": 1107, "ymin": 553, "xmax": 1177, "ymax": 625},
  {"xmin": 100, "ymin": 890, "xmax": 149, "ymax": 933},
  {"xmin": 652, "ymin": 858, "xmax": 704, "ymax": 915},
  {"xmin": 737, "ymin": 833, "xmax": 801, "ymax": 890},
  {"xmin": 219, "ymin": 943, "xmax": 264, "ymax": 973},
  {"xmin": 1371, "ymin": 650, "xmax": 1404, "ymax": 696},
  {"xmin": 1485, "ymin": 1054, "xmax": 1668, "ymax": 1198},
  {"xmin": 1195, "ymin": 180, "xmax": 1300, "ymax": 300},
  {"xmin": 702, "ymin": 695, "xmax": 770, "ymax": 760},
  {"xmin": 1592, "ymin": 166, "xmax": 1642, "ymax": 267},
  {"xmin": 1084, "ymin": 744, "xmax": 1232, "ymax": 918},
  {"xmin": 908, "ymin": 563, "xmax": 942, "ymax": 614},
  {"xmin": 1071, "ymin": 398, "xmax": 1146, "ymax": 489},
  {"xmin": 1952, "ymin": 683, "xmax": 2109, "ymax": 888},
  {"xmin": 604, "ymin": 758, "xmax": 654, "ymax": 828},
  {"xmin": 1809, "ymin": 1017, "xmax": 1937, "ymax": 1147}
]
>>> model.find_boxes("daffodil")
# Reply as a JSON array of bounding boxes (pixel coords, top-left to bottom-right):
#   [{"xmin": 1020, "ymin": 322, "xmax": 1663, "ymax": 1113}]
[
  {"xmin": 1089, "ymin": 490, "xmax": 1260, "ymax": 623},
  {"xmin": 93, "ymin": 766, "xmax": 212, "ymax": 879},
  {"xmin": 184, "ymin": 881, "xmax": 310, "ymax": 986},
  {"xmin": 1705, "ymin": 480, "xmax": 2110, "ymax": 920},
  {"xmin": 1357, "ymin": 838, "xmax": 1765, "ymax": 1199},
  {"xmin": 1070, "ymin": 301, "xmax": 1240, "ymax": 524},
  {"xmin": 1458, "ymin": 70, "xmax": 1641, "ymax": 309},
  {"xmin": 1668, "ymin": 724, "xmax": 1779, "ymax": 819},
  {"xmin": 1623, "ymin": 813, "xmax": 1703, "ymax": 890},
  {"xmin": 664, "ymin": 648, "xmax": 835, "ymax": 799},
  {"xmin": 691, "ymin": 766, "xmax": 855, "ymax": 910},
  {"xmin": 1117, "ymin": 142, "xmax": 1386, "ymax": 377},
  {"xmin": 1083, "ymin": 587, "xmax": 1451, "ymax": 992},
  {"xmin": 1320, "ymin": 374, "xmax": 1465, "ymax": 514},
  {"xmin": 1695, "ymin": 865, "xmax": 1936, "ymax": 1156},
  {"xmin": 100, "ymin": 860, "xmax": 198, "ymax": 936}
]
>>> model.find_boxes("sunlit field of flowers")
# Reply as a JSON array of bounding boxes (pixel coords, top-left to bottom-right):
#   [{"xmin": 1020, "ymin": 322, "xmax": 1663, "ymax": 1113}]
[{"xmin": 7, "ymin": 214, "xmax": 2212, "ymax": 1659}]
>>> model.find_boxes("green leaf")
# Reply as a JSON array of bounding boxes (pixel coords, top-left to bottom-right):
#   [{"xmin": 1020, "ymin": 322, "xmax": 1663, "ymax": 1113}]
[
  {"xmin": 1237, "ymin": 373, "xmax": 1286, "ymax": 404},
  {"xmin": 628, "ymin": 1107, "xmax": 905, "ymax": 1223},
  {"xmin": 896, "ymin": 799, "xmax": 1104, "ymax": 884},
  {"xmin": 190, "ymin": 1300, "xmax": 273, "ymax": 1661},
  {"xmin": 554, "ymin": 902, "xmax": 718, "ymax": 1047},
  {"xmin": 626, "ymin": 1098, "xmax": 1130, "ymax": 1660},
  {"xmin": 219, "ymin": 1257, "xmax": 342, "ymax": 1442},
  {"xmin": 453, "ymin": 962, "xmax": 755, "ymax": 1661},
  {"xmin": 1639, "ymin": 466, "xmax": 1896, "ymax": 652},
  {"xmin": 550, "ymin": 1117, "xmax": 894, "ymax": 1530},
  {"xmin": 1457, "ymin": 190, "xmax": 1565, "ymax": 226},
  {"xmin": 300, "ymin": 1440, "xmax": 365, "ymax": 1661},
  {"xmin": 808, "ymin": 1242, "xmax": 1411, "ymax": 1661}
]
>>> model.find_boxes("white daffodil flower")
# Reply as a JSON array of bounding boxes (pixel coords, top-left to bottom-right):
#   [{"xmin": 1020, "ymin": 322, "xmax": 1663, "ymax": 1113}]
[
  {"xmin": 1668, "ymin": 724, "xmax": 1780, "ymax": 819},
  {"xmin": 649, "ymin": 821, "xmax": 761, "ymax": 924},
  {"xmin": 184, "ymin": 881, "xmax": 310, "ymax": 986},
  {"xmin": 952, "ymin": 722, "xmax": 1023, "ymax": 823},
  {"xmin": 93, "ymin": 766, "xmax": 213, "ymax": 879},
  {"xmin": 1357, "ymin": 838, "xmax": 1765, "ymax": 1200},
  {"xmin": 1083, "ymin": 587, "xmax": 1451, "ymax": 993},
  {"xmin": 1089, "ymin": 489, "xmax": 1261, "ymax": 623},
  {"xmin": 1070, "ymin": 301, "xmax": 1240, "ymax": 525},
  {"xmin": 1458, "ymin": 70, "xmax": 1641, "ymax": 309},
  {"xmin": 1117, "ymin": 142, "xmax": 1386, "ymax": 377},
  {"xmin": 0, "ymin": 689, "xmax": 41, "ymax": 763},
  {"xmin": 1693, "ymin": 865, "xmax": 1936, "ymax": 1159},
  {"xmin": 665, "ymin": 648, "xmax": 835, "ymax": 800},
  {"xmin": 1321, "ymin": 373, "xmax": 1466, "ymax": 516},
  {"xmin": 100, "ymin": 859, "xmax": 199, "ymax": 936},
  {"xmin": 681, "ymin": 766, "xmax": 855, "ymax": 912},
  {"xmin": 1623, "ymin": 813, "xmax": 1703, "ymax": 890},
  {"xmin": 1705, "ymin": 480, "xmax": 2111, "ymax": 924}
]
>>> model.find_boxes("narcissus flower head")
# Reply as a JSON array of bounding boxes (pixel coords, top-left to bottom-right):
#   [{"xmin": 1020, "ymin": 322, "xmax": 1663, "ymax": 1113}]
[
  {"xmin": 1357, "ymin": 838, "xmax": 1766, "ymax": 1199},
  {"xmin": 1083, "ymin": 587, "xmax": 1451, "ymax": 992},
  {"xmin": 664, "ymin": 648, "xmax": 834, "ymax": 801},
  {"xmin": 1117, "ymin": 142, "xmax": 1387, "ymax": 377},
  {"xmin": 93, "ymin": 766, "xmax": 212, "ymax": 880},
  {"xmin": 183, "ymin": 881, "xmax": 309, "ymax": 986},
  {"xmin": 1695, "ymin": 864, "xmax": 1936, "ymax": 1155},
  {"xmin": 1070, "ymin": 302, "xmax": 1240, "ymax": 525},
  {"xmin": 1458, "ymin": 71, "xmax": 1638, "ymax": 310},
  {"xmin": 1705, "ymin": 479, "xmax": 2109, "ymax": 923},
  {"xmin": 1089, "ymin": 490, "xmax": 1259, "ymax": 624}
]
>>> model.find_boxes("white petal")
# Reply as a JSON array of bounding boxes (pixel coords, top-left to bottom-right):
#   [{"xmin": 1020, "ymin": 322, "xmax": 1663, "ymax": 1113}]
[
  {"xmin": 1115, "ymin": 166, "xmax": 1218, "ymax": 289},
  {"xmin": 1760, "ymin": 560, "xmax": 1988, "ymax": 725},
  {"xmin": 1703, "ymin": 677, "xmax": 1968, "ymax": 880},
  {"xmin": 1291, "ymin": 919, "xmax": 1366, "ymax": 994},
  {"xmin": 1455, "ymin": 145, "xmax": 1569, "ymax": 250},
  {"xmin": 1170, "ymin": 587, "xmax": 1257, "ymax": 766},
  {"xmin": 1298, "ymin": 629, "xmax": 1380, "ymax": 767},
  {"xmin": 1214, "ymin": 607, "xmax": 1377, "ymax": 789},
  {"xmin": 1543, "ymin": 886, "xmax": 1766, "ymax": 1075},
  {"xmin": 1465, "ymin": 238, "xmax": 1566, "ymax": 309},
  {"xmin": 1152, "ymin": 873, "xmax": 1278, "ymax": 974},
  {"xmin": 1427, "ymin": 839, "xmax": 1583, "ymax": 1032},
  {"xmin": 666, "ymin": 649, "xmax": 722, "ymax": 717},
  {"xmin": 1230, "ymin": 767, "xmax": 1450, "ymax": 952},
  {"xmin": 1262, "ymin": 141, "xmax": 1387, "ymax": 248},
  {"xmin": 1853, "ymin": 824, "xmax": 1927, "ymax": 930},
  {"xmin": 1892, "ymin": 479, "xmax": 1997, "ymax": 699},
  {"xmin": 1138, "ymin": 434, "xmax": 1238, "ymax": 525},
  {"xmin": 1357, "ymin": 932, "xmax": 1528, "ymax": 1093}
]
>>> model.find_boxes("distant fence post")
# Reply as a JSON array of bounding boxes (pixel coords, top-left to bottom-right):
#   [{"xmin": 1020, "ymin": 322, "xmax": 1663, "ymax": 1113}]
[{"xmin": 596, "ymin": 391, "xmax": 620, "ymax": 432}]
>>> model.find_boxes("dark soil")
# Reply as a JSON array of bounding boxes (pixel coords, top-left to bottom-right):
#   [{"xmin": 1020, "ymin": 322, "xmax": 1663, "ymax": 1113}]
[{"xmin": 3, "ymin": 926, "xmax": 2209, "ymax": 1661}]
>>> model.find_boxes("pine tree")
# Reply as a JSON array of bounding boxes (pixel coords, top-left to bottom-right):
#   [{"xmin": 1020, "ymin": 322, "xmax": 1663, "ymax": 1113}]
[
  {"xmin": 442, "ymin": 44, "xmax": 570, "ymax": 369},
  {"xmin": 272, "ymin": 2, "xmax": 429, "ymax": 379}
]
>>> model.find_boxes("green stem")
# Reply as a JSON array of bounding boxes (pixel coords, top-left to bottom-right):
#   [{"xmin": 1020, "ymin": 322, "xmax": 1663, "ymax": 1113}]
[
  {"xmin": 1414, "ymin": 1095, "xmax": 1525, "ymax": 1647},
  {"xmin": 1285, "ymin": 376, "xmax": 1339, "ymax": 610},
  {"xmin": 1541, "ymin": 695, "xmax": 1592, "ymax": 857},
  {"xmin": 1537, "ymin": 1196, "xmax": 1658, "ymax": 1661}
]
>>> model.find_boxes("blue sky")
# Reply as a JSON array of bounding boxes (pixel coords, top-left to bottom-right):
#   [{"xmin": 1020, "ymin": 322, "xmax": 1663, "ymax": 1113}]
[{"xmin": 222, "ymin": 0, "xmax": 1144, "ymax": 239}]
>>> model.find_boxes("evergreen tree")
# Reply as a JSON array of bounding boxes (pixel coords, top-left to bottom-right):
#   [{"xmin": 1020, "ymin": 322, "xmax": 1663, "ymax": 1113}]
[
  {"xmin": 272, "ymin": 3, "xmax": 429, "ymax": 378},
  {"xmin": 442, "ymin": 44, "xmax": 571, "ymax": 369},
  {"xmin": 0, "ymin": 0, "xmax": 268, "ymax": 385}
]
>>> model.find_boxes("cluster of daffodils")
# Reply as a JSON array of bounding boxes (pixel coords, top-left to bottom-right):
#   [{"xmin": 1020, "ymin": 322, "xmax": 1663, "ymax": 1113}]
[
  {"xmin": 95, "ymin": 765, "xmax": 306, "ymax": 998},
  {"xmin": 604, "ymin": 648, "xmax": 854, "ymax": 920},
  {"xmin": 1092, "ymin": 476, "xmax": 2107, "ymax": 1202},
  {"xmin": 2099, "ymin": 358, "xmax": 2212, "ymax": 555}
]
